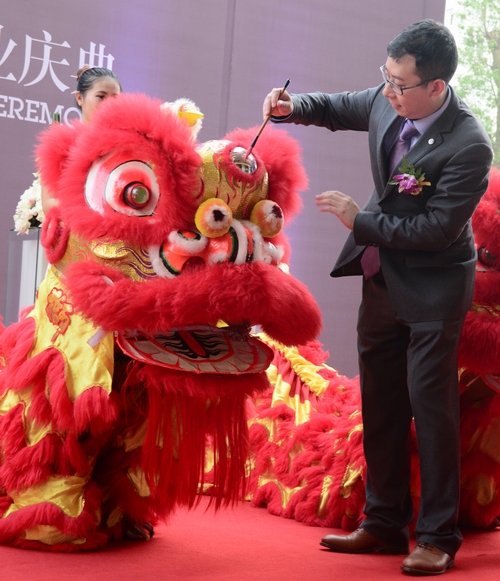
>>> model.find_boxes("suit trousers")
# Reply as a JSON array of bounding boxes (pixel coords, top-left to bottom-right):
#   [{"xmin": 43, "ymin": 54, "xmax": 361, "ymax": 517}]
[{"xmin": 356, "ymin": 269, "xmax": 464, "ymax": 557}]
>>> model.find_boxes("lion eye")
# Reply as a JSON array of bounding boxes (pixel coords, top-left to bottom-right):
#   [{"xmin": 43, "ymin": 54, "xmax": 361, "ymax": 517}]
[
  {"xmin": 124, "ymin": 183, "xmax": 151, "ymax": 209},
  {"xmin": 477, "ymin": 247, "xmax": 498, "ymax": 266},
  {"xmin": 85, "ymin": 152, "xmax": 160, "ymax": 216}
]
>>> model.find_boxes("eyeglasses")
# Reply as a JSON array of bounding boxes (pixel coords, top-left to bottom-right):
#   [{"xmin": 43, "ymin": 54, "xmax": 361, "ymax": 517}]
[{"xmin": 380, "ymin": 65, "xmax": 437, "ymax": 96}]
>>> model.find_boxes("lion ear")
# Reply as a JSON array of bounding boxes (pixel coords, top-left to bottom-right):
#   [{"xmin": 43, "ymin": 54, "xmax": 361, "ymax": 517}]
[{"xmin": 36, "ymin": 122, "xmax": 82, "ymax": 198}]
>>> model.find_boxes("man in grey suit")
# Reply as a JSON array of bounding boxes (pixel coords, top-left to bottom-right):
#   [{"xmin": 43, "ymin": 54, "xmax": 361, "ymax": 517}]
[{"xmin": 263, "ymin": 20, "xmax": 492, "ymax": 575}]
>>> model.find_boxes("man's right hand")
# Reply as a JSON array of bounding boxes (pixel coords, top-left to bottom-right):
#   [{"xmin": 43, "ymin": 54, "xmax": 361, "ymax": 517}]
[{"xmin": 262, "ymin": 88, "xmax": 293, "ymax": 119}]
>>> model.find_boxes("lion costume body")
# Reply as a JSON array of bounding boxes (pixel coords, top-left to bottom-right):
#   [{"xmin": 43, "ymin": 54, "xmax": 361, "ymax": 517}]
[
  {"xmin": 0, "ymin": 93, "xmax": 322, "ymax": 550},
  {"xmin": 245, "ymin": 168, "xmax": 500, "ymax": 532}
]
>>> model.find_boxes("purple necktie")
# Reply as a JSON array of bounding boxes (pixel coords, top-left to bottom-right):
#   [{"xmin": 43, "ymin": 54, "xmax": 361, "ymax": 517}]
[
  {"xmin": 389, "ymin": 119, "xmax": 419, "ymax": 173},
  {"xmin": 361, "ymin": 119, "xmax": 419, "ymax": 279},
  {"xmin": 360, "ymin": 245, "xmax": 380, "ymax": 279}
]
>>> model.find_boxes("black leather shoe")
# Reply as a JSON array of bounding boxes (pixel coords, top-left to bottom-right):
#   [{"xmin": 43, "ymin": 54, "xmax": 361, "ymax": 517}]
[
  {"xmin": 320, "ymin": 527, "xmax": 409, "ymax": 554},
  {"xmin": 401, "ymin": 542, "xmax": 454, "ymax": 575}
]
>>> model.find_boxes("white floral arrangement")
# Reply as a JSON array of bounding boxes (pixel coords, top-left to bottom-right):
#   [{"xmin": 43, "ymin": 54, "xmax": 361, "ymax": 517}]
[{"xmin": 14, "ymin": 173, "xmax": 45, "ymax": 235}]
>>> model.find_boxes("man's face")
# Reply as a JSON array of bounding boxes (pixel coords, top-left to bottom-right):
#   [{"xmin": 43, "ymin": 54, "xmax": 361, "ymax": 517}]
[{"xmin": 382, "ymin": 55, "xmax": 437, "ymax": 120}]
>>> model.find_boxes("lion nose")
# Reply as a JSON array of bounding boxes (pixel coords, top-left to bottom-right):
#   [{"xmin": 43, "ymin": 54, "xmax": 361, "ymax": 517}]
[{"xmin": 150, "ymin": 219, "xmax": 283, "ymax": 279}]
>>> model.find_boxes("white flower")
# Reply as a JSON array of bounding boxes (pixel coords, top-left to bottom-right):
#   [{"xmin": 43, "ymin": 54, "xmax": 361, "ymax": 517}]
[{"xmin": 13, "ymin": 173, "xmax": 45, "ymax": 235}]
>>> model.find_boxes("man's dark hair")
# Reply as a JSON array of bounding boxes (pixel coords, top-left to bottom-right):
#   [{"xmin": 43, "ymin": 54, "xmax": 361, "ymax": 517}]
[{"xmin": 387, "ymin": 19, "xmax": 458, "ymax": 84}]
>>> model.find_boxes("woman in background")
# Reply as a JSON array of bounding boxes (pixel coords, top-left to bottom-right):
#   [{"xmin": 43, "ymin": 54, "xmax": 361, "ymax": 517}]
[{"xmin": 41, "ymin": 66, "xmax": 121, "ymax": 213}]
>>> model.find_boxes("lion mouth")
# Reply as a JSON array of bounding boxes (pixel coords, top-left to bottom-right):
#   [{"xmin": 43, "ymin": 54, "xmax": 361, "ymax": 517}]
[{"xmin": 116, "ymin": 324, "xmax": 273, "ymax": 374}]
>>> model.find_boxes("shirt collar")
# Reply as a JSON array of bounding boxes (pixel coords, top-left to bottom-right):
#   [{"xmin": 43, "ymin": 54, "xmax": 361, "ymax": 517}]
[{"xmin": 412, "ymin": 86, "xmax": 452, "ymax": 136}]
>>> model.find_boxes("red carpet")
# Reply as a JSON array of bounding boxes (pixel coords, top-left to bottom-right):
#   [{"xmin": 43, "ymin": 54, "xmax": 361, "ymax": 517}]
[{"xmin": 1, "ymin": 496, "xmax": 498, "ymax": 580}]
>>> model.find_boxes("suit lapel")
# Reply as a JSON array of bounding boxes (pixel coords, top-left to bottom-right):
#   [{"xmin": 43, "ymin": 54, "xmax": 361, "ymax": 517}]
[
  {"xmin": 379, "ymin": 88, "xmax": 461, "ymax": 202},
  {"xmin": 364, "ymin": 99, "xmax": 400, "ymax": 212},
  {"xmin": 376, "ymin": 103, "xmax": 400, "ymax": 186}
]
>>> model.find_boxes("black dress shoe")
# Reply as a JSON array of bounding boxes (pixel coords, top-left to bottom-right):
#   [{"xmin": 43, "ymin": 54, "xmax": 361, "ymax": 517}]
[
  {"xmin": 320, "ymin": 527, "xmax": 409, "ymax": 554},
  {"xmin": 401, "ymin": 542, "xmax": 454, "ymax": 575}
]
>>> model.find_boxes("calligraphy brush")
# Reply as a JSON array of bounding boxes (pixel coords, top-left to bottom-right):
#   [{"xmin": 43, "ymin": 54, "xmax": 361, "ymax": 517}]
[{"xmin": 244, "ymin": 78, "xmax": 290, "ymax": 160}]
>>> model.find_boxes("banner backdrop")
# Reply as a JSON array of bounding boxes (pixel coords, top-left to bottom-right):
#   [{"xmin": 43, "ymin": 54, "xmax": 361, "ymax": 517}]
[{"xmin": 0, "ymin": 0, "xmax": 446, "ymax": 377}]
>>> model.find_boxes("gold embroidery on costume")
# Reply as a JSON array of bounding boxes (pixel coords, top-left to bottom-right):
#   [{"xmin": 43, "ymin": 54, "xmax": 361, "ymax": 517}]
[
  {"xmin": 126, "ymin": 465, "xmax": 151, "ymax": 498},
  {"xmin": 463, "ymin": 473, "xmax": 496, "ymax": 506},
  {"xmin": 479, "ymin": 418, "xmax": 500, "ymax": 463},
  {"xmin": 28, "ymin": 266, "xmax": 114, "ymax": 402},
  {"xmin": 4, "ymin": 474, "xmax": 88, "ymax": 519},
  {"xmin": 470, "ymin": 303, "xmax": 500, "ymax": 316},
  {"xmin": 257, "ymin": 475, "xmax": 302, "ymax": 508},
  {"xmin": 318, "ymin": 474, "xmax": 334, "ymax": 517},
  {"xmin": 54, "ymin": 232, "xmax": 157, "ymax": 282},
  {"xmin": 0, "ymin": 389, "xmax": 55, "ymax": 447},
  {"xmin": 23, "ymin": 525, "xmax": 86, "ymax": 546},
  {"xmin": 46, "ymin": 287, "xmax": 74, "ymax": 341},
  {"xmin": 196, "ymin": 140, "xmax": 269, "ymax": 219},
  {"xmin": 260, "ymin": 333, "xmax": 330, "ymax": 398},
  {"xmin": 340, "ymin": 464, "xmax": 364, "ymax": 499}
]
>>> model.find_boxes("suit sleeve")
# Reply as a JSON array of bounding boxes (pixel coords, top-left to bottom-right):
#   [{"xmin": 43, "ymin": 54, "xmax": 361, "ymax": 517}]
[{"xmin": 273, "ymin": 86, "xmax": 383, "ymax": 133}]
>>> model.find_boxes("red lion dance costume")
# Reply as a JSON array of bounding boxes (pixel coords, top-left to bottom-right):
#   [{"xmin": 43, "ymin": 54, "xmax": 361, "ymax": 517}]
[
  {"xmin": 457, "ymin": 166, "xmax": 500, "ymax": 528},
  {"xmin": 245, "ymin": 169, "xmax": 500, "ymax": 533},
  {"xmin": 0, "ymin": 93, "xmax": 321, "ymax": 550}
]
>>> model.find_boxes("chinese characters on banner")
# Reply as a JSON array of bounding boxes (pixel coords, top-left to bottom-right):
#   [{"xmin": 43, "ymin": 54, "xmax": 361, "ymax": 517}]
[{"xmin": 0, "ymin": 24, "xmax": 116, "ymax": 125}]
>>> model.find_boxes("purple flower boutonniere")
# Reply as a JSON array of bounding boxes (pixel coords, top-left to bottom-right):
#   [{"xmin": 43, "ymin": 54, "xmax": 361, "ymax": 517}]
[{"xmin": 388, "ymin": 156, "xmax": 431, "ymax": 196}]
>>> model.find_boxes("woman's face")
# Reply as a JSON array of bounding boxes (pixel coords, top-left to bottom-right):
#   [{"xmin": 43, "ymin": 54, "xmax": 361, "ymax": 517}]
[{"xmin": 75, "ymin": 78, "xmax": 121, "ymax": 123}]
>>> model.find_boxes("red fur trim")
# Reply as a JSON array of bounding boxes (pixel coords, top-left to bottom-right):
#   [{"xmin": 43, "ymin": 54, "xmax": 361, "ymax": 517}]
[
  {"xmin": 0, "ymin": 317, "xmax": 36, "ymax": 395},
  {"xmin": 62, "ymin": 433, "xmax": 91, "ymax": 474},
  {"xmin": 43, "ymin": 351, "xmax": 74, "ymax": 432},
  {"xmin": 459, "ymin": 166, "xmax": 500, "ymax": 372},
  {"xmin": 0, "ymin": 481, "xmax": 107, "ymax": 551},
  {"xmin": 1, "ymin": 433, "xmax": 64, "ymax": 493},
  {"xmin": 472, "ymin": 167, "xmax": 500, "ymax": 261},
  {"xmin": 458, "ymin": 393, "xmax": 500, "ymax": 527},
  {"xmin": 65, "ymin": 260, "xmax": 321, "ymax": 346},
  {"xmin": 73, "ymin": 387, "xmax": 120, "ymax": 436},
  {"xmin": 0, "ymin": 324, "xmax": 77, "ymax": 436},
  {"xmin": 246, "ymin": 356, "xmax": 368, "ymax": 528},
  {"xmin": 36, "ymin": 121, "xmax": 81, "ymax": 195},
  {"xmin": 0, "ymin": 406, "xmax": 27, "ymax": 460},
  {"xmin": 270, "ymin": 232, "xmax": 292, "ymax": 263},
  {"xmin": 472, "ymin": 271, "xmax": 500, "ymax": 304},
  {"xmin": 459, "ymin": 311, "xmax": 500, "ymax": 374},
  {"xmin": 29, "ymin": 355, "xmax": 59, "ymax": 426},
  {"xmin": 94, "ymin": 447, "xmax": 159, "ymax": 528},
  {"xmin": 297, "ymin": 340, "xmax": 330, "ymax": 366},
  {"xmin": 127, "ymin": 365, "xmax": 266, "ymax": 515}
]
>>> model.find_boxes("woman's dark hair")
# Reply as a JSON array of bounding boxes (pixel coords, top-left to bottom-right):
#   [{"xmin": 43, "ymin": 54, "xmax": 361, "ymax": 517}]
[
  {"xmin": 75, "ymin": 66, "xmax": 122, "ymax": 109},
  {"xmin": 387, "ymin": 19, "xmax": 458, "ymax": 85}
]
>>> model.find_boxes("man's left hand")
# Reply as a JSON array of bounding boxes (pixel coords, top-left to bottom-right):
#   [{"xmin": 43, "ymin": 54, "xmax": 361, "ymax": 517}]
[{"xmin": 315, "ymin": 190, "xmax": 360, "ymax": 230}]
